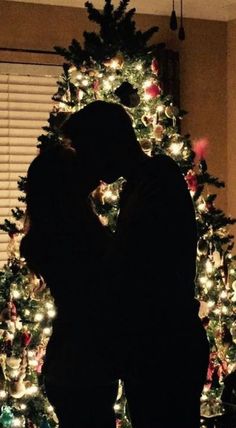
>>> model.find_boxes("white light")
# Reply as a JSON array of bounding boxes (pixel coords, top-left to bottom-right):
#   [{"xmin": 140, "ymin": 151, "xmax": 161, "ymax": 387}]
[
  {"xmin": 222, "ymin": 306, "xmax": 228, "ymax": 314},
  {"xmin": 108, "ymin": 74, "xmax": 116, "ymax": 81},
  {"xmin": 143, "ymin": 79, "xmax": 153, "ymax": 89},
  {"xmin": 76, "ymin": 73, "xmax": 83, "ymax": 80},
  {"xmin": 156, "ymin": 105, "xmax": 164, "ymax": 113},
  {"xmin": 114, "ymin": 403, "xmax": 121, "ymax": 411},
  {"xmin": 143, "ymin": 93, "xmax": 151, "ymax": 101},
  {"xmin": 170, "ymin": 143, "xmax": 182, "ymax": 156},
  {"xmin": 103, "ymin": 80, "xmax": 112, "ymax": 91},
  {"xmin": 12, "ymin": 418, "xmax": 21, "ymax": 427},
  {"xmin": 20, "ymin": 404, "xmax": 27, "ymax": 410},
  {"xmin": 206, "ymin": 280, "xmax": 213, "ymax": 289},
  {"xmin": 29, "ymin": 359, "xmax": 38, "ymax": 368},
  {"xmin": 28, "ymin": 350, "xmax": 35, "ymax": 358},
  {"xmin": 199, "ymin": 276, "xmax": 207, "ymax": 285},
  {"xmin": 47, "ymin": 405, "xmax": 54, "ymax": 413},
  {"xmin": 198, "ymin": 202, "xmax": 206, "ymax": 212},
  {"xmin": 214, "ymin": 308, "xmax": 220, "ymax": 315},
  {"xmin": 45, "ymin": 302, "xmax": 54, "ymax": 309},
  {"xmin": 135, "ymin": 64, "xmax": 143, "ymax": 71},
  {"xmin": 12, "ymin": 290, "xmax": 21, "ymax": 299},
  {"xmin": 0, "ymin": 390, "xmax": 6, "ymax": 398},
  {"xmin": 43, "ymin": 327, "xmax": 52, "ymax": 336},
  {"xmin": 207, "ymin": 301, "xmax": 215, "ymax": 308},
  {"xmin": 34, "ymin": 313, "xmax": 44, "ymax": 322},
  {"xmin": 206, "ymin": 259, "xmax": 213, "ymax": 274},
  {"xmin": 24, "ymin": 309, "xmax": 30, "ymax": 316},
  {"xmin": 201, "ymin": 394, "xmax": 208, "ymax": 401},
  {"xmin": 220, "ymin": 290, "xmax": 227, "ymax": 299},
  {"xmin": 82, "ymin": 79, "xmax": 89, "ymax": 87},
  {"xmin": 230, "ymin": 269, "xmax": 235, "ymax": 275},
  {"xmin": 48, "ymin": 309, "xmax": 56, "ymax": 318},
  {"xmin": 26, "ymin": 385, "xmax": 38, "ymax": 395}
]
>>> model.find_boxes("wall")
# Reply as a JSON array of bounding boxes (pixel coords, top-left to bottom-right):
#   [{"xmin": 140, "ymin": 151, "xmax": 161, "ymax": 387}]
[
  {"xmin": 0, "ymin": 0, "xmax": 228, "ymax": 213},
  {"xmin": 227, "ymin": 20, "xmax": 236, "ymax": 241}
]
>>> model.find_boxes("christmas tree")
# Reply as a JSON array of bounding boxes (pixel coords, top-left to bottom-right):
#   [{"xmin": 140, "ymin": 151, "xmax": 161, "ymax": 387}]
[{"xmin": 0, "ymin": 0, "xmax": 236, "ymax": 426}]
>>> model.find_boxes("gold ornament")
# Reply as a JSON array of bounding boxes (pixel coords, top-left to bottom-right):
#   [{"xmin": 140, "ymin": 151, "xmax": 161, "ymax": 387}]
[{"xmin": 104, "ymin": 52, "xmax": 124, "ymax": 69}]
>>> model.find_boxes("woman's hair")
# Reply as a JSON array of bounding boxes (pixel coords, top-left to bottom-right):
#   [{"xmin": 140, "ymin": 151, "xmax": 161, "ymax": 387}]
[{"xmin": 20, "ymin": 144, "xmax": 80, "ymax": 274}]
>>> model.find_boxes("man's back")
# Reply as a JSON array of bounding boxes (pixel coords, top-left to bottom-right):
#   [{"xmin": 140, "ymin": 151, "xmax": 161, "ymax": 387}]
[{"xmin": 107, "ymin": 154, "xmax": 198, "ymax": 333}]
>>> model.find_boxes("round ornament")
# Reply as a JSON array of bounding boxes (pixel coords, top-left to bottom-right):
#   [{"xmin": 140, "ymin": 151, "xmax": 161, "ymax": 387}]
[{"xmin": 165, "ymin": 105, "xmax": 179, "ymax": 118}]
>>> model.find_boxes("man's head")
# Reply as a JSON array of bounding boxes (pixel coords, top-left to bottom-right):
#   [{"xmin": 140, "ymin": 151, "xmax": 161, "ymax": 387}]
[{"xmin": 61, "ymin": 101, "xmax": 142, "ymax": 186}]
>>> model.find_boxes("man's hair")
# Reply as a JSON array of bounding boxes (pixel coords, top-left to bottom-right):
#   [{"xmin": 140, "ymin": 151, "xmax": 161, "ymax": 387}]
[{"xmin": 61, "ymin": 101, "xmax": 140, "ymax": 155}]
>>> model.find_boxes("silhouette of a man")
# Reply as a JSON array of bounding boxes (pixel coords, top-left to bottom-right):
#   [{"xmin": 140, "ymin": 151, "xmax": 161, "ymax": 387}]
[{"xmin": 62, "ymin": 101, "xmax": 209, "ymax": 428}]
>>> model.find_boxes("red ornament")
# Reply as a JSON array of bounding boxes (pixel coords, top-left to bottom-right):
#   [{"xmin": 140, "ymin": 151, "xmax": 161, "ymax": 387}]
[
  {"xmin": 145, "ymin": 83, "xmax": 161, "ymax": 98},
  {"xmin": 21, "ymin": 330, "xmax": 32, "ymax": 347},
  {"xmin": 185, "ymin": 170, "xmax": 198, "ymax": 192},
  {"xmin": 193, "ymin": 137, "xmax": 209, "ymax": 160},
  {"xmin": 151, "ymin": 58, "xmax": 159, "ymax": 74}
]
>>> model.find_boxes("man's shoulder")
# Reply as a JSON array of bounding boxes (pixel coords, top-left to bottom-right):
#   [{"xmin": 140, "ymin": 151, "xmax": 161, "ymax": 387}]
[{"xmin": 147, "ymin": 154, "xmax": 181, "ymax": 179}]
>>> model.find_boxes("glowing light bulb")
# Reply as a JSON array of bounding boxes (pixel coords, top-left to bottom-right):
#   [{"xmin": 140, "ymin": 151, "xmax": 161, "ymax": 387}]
[
  {"xmin": 28, "ymin": 350, "xmax": 35, "ymax": 358},
  {"xmin": 103, "ymin": 80, "xmax": 112, "ymax": 91},
  {"xmin": 206, "ymin": 280, "xmax": 213, "ymax": 289},
  {"xmin": 45, "ymin": 302, "xmax": 54, "ymax": 309},
  {"xmin": 198, "ymin": 202, "xmax": 206, "ymax": 212},
  {"xmin": 207, "ymin": 301, "xmax": 215, "ymax": 308},
  {"xmin": 143, "ymin": 79, "xmax": 153, "ymax": 89},
  {"xmin": 199, "ymin": 276, "xmax": 207, "ymax": 285},
  {"xmin": 220, "ymin": 290, "xmax": 227, "ymax": 299},
  {"xmin": 24, "ymin": 309, "xmax": 30, "ymax": 316},
  {"xmin": 108, "ymin": 74, "xmax": 116, "ymax": 81},
  {"xmin": 156, "ymin": 105, "xmax": 164, "ymax": 113},
  {"xmin": 48, "ymin": 309, "xmax": 56, "ymax": 318},
  {"xmin": 43, "ymin": 327, "xmax": 52, "ymax": 336},
  {"xmin": 214, "ymin": 308, "xmax": 220, "ymax": 315},
  {"xmin": 230, "ymin": 269, "xmax": 235, "ymax": 275},
  {"xmin": 0, "ymin": 390, "xmax": 6, "ymax": 398},
  {"xmin": 47, "ymin": 405, "xmax": 54, "ymax": 413},
  {"xmin": 222, "ymin": 306, "xmax": 228, "ymax": 314},
  {"xmin": 135, "ymin": 63, "xmax": 143, "ymax": 71},
  {"xmin": 34, "ymin": 313, "xmax": 44, "ymax": 322},
  {"xmin": 82, "ymin": 79, "xmax": 89, "ymax": 86},
  {"xmin": 76, "ymin": 73, "xmax": 83, "ymax": 80},
  {"xmin": 20, "ymin": 404, "xmax": 27, "ymax": 410},
  {"xmin": 12, "ymin": 418, "xmax": 21, "ymax": 427},
  {"xmin": 29, "ymin": 359, "xmax": 38, "ymax": 368},
  {"xmin": 170, "ymin": 143, "xmax": 182, "ymax": 156},
  {"xmin": 12, "ymin": 290, "xmax": 20, "ymax": 299},
  {"xmin": 114, "ymin": 403, "xmax": 121, "ymax": 411},
  {"xmin": 206, "ymin": 259, "xmax": 213, "ymax": 273}
]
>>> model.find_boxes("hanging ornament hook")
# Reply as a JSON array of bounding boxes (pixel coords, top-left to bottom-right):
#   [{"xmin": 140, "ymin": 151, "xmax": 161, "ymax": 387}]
[
  {"xmin": 178, "ymin": 0, "xmax": 186, "ymax": 40},
  {"xmin": 170, "ymin": 0, "xmax": 178, "ymax": 30}
]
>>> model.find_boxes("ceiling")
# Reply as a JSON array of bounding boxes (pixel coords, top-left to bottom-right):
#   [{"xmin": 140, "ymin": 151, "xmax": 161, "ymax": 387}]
[{"xmin": 9, "ymin": 0, "xmax": 236, "ymax": 21}]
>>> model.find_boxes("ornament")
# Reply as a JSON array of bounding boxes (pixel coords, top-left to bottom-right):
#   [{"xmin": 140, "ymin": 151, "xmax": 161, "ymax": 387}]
[
  {"xmin": 141, "ymin": 114, "xmax": 152, "ymax": 127},
  {"xmin": 0, "ymin": 301, "xmax": 17, "ymax": 322},
  {"xmin": 144, "ymin": 83, "xmax": 161, "ymax": 99},
  {"xmin": 0, "ymin": 405, "xmax": 14, "ymax": 427},
  {"xmin": 104, "ymin": 52, "xmax": 124, "ymax": 69},
  {"xmin": 212, "ymin": 250, "xmax": 222, "ymax": 268},
  {"xmin": 9, "ymin": 379, "xmax": 26, "ymax": 399},
  {"xmin": 231, "ymin": 280, "xmax": 236, "ymax": 302},
  {"xmin": 139, "ymin": 139, "xmax": 153, "ymax": 157},
  {"xmin": 165, "ymin": 104, "xmax": 179, "ymax": 119},
  {"xmin": 199, "ymin": 301, "xmax": 209, "ymax": 319},
  {"xmin": 6, "ymin": 357, "xmax": 21, "ymax": 370},
  {"xmin": 151, "ymin": 58, "xmax": 159, "ymax": 74},
  {"xmin": 153, "ymin": 124, "xmax": 164, "ymax": 140},
  {"xmin": 115, "ymin": 82, "xmax": 140, "ymax": 108},
  {"xmin": 193, "ymin": 137, "xmax": 209, "ymax": 160},
  {"xmin": 185, "ymin": 170, "xmax": 198, "ymax": 192},
  {"xmin": 197, "ymin": 238, "xmax": 208, "ymax": 256},
  {"xmin": 40, "ymin": 417, "xmax": 51, "ymax": 428},
  {"xmin": 21, "ymin": 328, "xmax": 32, "ymax": 348}
]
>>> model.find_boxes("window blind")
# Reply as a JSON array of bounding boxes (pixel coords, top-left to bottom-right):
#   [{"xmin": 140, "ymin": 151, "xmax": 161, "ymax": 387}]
[{"xmin": 0, "ymin": 66, "xmax": 59, "ymax": 268}]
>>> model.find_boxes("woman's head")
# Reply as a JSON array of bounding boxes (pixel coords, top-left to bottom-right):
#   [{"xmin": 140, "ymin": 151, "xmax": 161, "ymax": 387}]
[
  {"xmin": 26, "ymin": 144, "xmax": 78, "ymax": 232},
  {"xmin": 62, "ymin": 101, "xmax": 142, "ymax": 184},
  {"xmin": 20, "ymin": 144, "xmax": 80, "ymax": 274}
]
